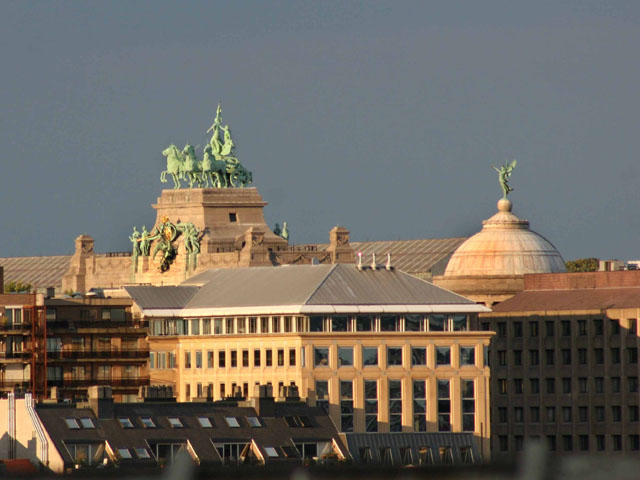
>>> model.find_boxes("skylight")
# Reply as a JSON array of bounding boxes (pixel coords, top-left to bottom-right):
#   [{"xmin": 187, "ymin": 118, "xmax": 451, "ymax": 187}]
[
  {"xmin": 224, "ymin": 416, "xmax": 240, "ymax": 428},
  {"xmin": 168, "ymin": 417, "xmax": 183, "ymax": 428},
  {"xmin": 197, "ymin": 417, "xmax": 213, "ymax": 428},
  {"xmin": 140, "ymin": 417, "xmax": 156, "ymax": 428},
  {"xmin": 118, "ymin": 448, "xmax": 133, "ymax": 459},
  {"xmin": 135, "ymin": 448, "xmax": 151, "ymax": 459},
  {"xmin": 79, "ymin": 418, "xmax": 95, "ymax": 429},
  {"xmin": 64, "ymin": 418, "xmax": 80, "ymax": 429},
  {"xmin": 246, "ymin": 416, "xmax": 262, "ymax": 427},
  {"xmin": 264, "ymin": 447, "xmax": 279, "ymax": 457},
  {"xmin": 118, "ymin": 418, "xmax": 134, "ymax": 429}
]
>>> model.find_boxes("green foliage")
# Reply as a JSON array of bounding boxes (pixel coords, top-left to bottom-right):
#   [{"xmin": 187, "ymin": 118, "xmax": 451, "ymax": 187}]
[
  {"xmin": 565, "ymin": 258, "xmax": 599, "ymax": 273},
  {"xmin": 3, "ymin": 280, "xmax": 32, "ymax": 293}
]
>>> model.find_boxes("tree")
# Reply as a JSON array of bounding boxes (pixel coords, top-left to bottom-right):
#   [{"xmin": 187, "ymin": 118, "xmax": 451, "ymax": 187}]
[
  {"xmin": 3, "ymin": 280, "xmax": 32, "ymax": 293},
  {"xmin": 565, "ymin": 258, "xmax": 599, "ymax": 273}
]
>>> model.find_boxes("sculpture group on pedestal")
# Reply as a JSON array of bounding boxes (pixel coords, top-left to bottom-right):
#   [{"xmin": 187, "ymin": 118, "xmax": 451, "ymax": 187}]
[
  {"xmin": 161, "ymin": 105, "xmax": 253, "ymax": 190},
  {"xmin": 129, "ymin": 217, "xmax": 201, "ymax": 273}
]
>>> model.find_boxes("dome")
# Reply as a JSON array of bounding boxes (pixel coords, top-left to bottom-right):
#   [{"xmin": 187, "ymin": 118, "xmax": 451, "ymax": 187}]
[{"xmin": 444, "ymin": 198, "xmax": 566, "ymax": 277}]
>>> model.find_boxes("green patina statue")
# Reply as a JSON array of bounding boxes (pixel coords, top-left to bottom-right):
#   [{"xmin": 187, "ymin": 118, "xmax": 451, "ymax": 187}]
[
  {"xmin": 160, "ymin": 104, "xmax": 252, "ymax": 190},
  {"xmin": 130, "ymin": 217, "xmax": 201, "ymax": 273},
  {"xmin": 281, "ymin": 221, "xmax": 289, "ymax": 242},
  {"xmin": 492, "ymin": 160, "xmax": 517, "ymax": 198}
]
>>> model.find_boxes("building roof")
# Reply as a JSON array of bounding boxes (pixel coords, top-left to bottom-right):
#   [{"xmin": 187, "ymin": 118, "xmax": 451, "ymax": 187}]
[
  {"xmin": 0, "ymin": 255, "xmax": 71, "ymax": 289},
  {"xmin": 35, "ymin": 399, "xmax": 346, "ymax": 467},
  {"xmin": 350, "ymin": 238, "xmax": 468, "ymax": 276},
  {"xmin": 489, "ymin": 287, "xmax": 640, "ymax": 313},
  {"xmin": 126, "ymin": 264, "xmax": 488, "ymax": 316},
  {"xmin": 444, "ymin": 199, "xmax": 566, "ymax": 277}
]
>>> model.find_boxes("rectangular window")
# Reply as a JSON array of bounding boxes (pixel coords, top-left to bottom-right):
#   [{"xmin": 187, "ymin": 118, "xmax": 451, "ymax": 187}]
[
  {"xmin": 498, "ymin": 350, "xmax": 507, "ymax": 366},
  {"xmin": 214, "ymin": 318, "xmax": 223, "ymax": 334},
  {"xmin": 562, "ymin": 377, "xmax": 571, "ymax": 394},
  {"xmin": 340, "ymin": 380, "xmax": 354, "ymax": 432},
  {"xmin": 436, "ymin": 346, "xmax": 451, "ymax": 366},
  {"xmin": 314, "ymin": 347, "xmax": 329, "ymax": 367},
  {"xmin": 184, "ymin": 351, "xmax": 191, "ymax": 369},
  {"xmin": 461, "ymin": 379, "xmax": 475, "ymax": 432},
  {"xmin": 389, "ymin": 379, "xmax": 402, "ymax": 432},
  {"xmin": 309, "ymin": 316, "xmax": 324, "ymax": 332},
  {"xmin": 561, "ymin": 349, "xmax": 571, "ymax": 365},
  {"xmin": 561, "ymin": 320, "xmax": 571, "ymax": 336},
  {"xmin": 514, "ymin": 378, "xmax": 523, "ymax": 394},
  {"xmin": 530, "ymin": 406, "xmax": 540, "ymax": 423},
  {"xmin": 595, "ymin": 406, "xmax": 604, "ymax": 422},
  {"xmin": 261, "ymin": 316, "xmax": 270, "ymax": 333},
  {"xmin": 283, "ymin": 316, "xmax": 292, "ymax": 332},
  {"xmin": 437, "ymin": 379, "xmax": 451, "ymax": 431},
  {"xmin": 498, "ymin": 407, "xmax": 507, "ymax": 423},
  {"xmin": 316, "ymin": 380, "xmax": 329, "ymax": 413},
  {"xmin": 529, "ymin": 321, "xmax": 539, "ymax": 337},
  {"xmin": 629, "ymin": 406, "xmax": 639, "ymax": 422},
  {"xmin": 530, "ymin": 378, "xmax": 539, "ymax": 394},
  {"xmin": 579, "ymin": 377, "xmax": 588, "ymax": 393},
  {"xmin": 365, "ymin": 380, "xmax": 378, "ymax": 432},
  {"xmin": 562, "ymin": 406, "xmax": 572, "ymax": 423},
  {"xmin": 254, "ymin": 349, "xmax": 261, "ymax": 367},
  {"xmin": 289, "ymin": 348, "xmax": 296, "ymax": 366},
  {"xmin": 190, "ymin": 319, "xmax": 200, "ymax": 335},
  {"xmin": 411, "ymin": 347, "xmax": 427, "ymax": 366},
  {"xmin": 460, "ymin": 347, "xmax": 475, "ymax": 366},
  {"xmin": 271, "ymin": 317, "xmax": 280, "ymax": 333},
  {"xmin": 578, "ymin": 348, "xmax": 587, "ymax": 364},
  {"xmin": 331, "ymin": 316, "xmax": 349, "ymax": 332},
  {"xmin": 231, "ymin": 350, "xmax": 237, "ymax": 368},
  {"xmin": 452, "ymin": 315, "xmax": 468, "ymax": 331},
  {"xmin": 405, "ymin": 314, "xmax": 422, "ymax": 332},
  {"xmin": 338, "ymin": 347, "xmax": 353, "ymax": 366},
  {"xmin": 429, "ymin": 315, "xmax": 446, "ymax": 332},
  {"xmin": 529, "ymin": 350, "xmax": 539, "ymax": 365},
  {"xmin": 195, "ymin": 351, "xmax": 202, "ymax": 369},
  {"xmin": 595, "ymin": 377, "xmax": 604, "ymax": 393},
  {"xmin": 513, "ymin": 321, "xmax": 522, "ymax": 337},
  {"xmin": 266, "ymin": 349, "xmax": 273, "ymax": 367},
  {"xmin": 362, "ymin": 347, "xmax": 378, "ymax": 366},
  {"xmin": 413, "ymin": 380, "xmax": 426, "ymax": 432},
  {"xmin": 514, "ymin": 407, "xmax": 524, "ymax": 423},
  {"xmin": 594, "ymin": 319, "xmax": 603, "ymax": 335},
  {"xmin": 611, "ymin": 348, "xmax": 621, "ymax": 364},
  {"xmin": 225, "ymin": 317, "xmax": 234, "ymax": 334},
  {"xmin": 612, "ymin": 405, "xmax": 622, "ymax": 422},
  {"xmin": 545, "ymin": 349, "xmax": 554, "ymax": 365},
  {"xmin": 546, "ymin": 407, "xmax": 556, "ymax": 423},
  {"xmin": 218, "ymin": 350, "xmax": 226, "ymax": 368},
  {"xmin": 611, "ymin": 320, "xmax": 620, "ymax": 335},
  {"xmin": 611, "ymin": 377, "xmax": 621, "ymax": 393},
  {"xmin": 628, "ymin": 347, "xmax": 638, "ymax": 363},
  {"xmin": 242, "ymin": 350, "xmax": 249, "ymax": 368},
  {"xmin": 249, "ymin": 317, "xmax": 257, "ymax": 333},
  {"xmin": 629, "ymin": 376, "xmax": 639, "ymax": 393},
  {"xmin": 355, "ymin": 315, "xmax": 374, "ymax": 332},
  {"xmin": 387, "ymin": 347, "xmax": 403, "ymax": 366},
  {"xmin": 513, "ymin": 350, "xmax": 522, "ymax": 366},
  {"xmin": 579, "ymin": 406, "xmax": 588, "ymax": 422},
  {"xmin": 277, "ymin": 349, "xmax": 285, "ymax": 366},
  {"xmin": 578, "ymin": 320, "xmax": 587, "ymax": 335},
  {"xmin": 545, "ymin": 321, "xmax": 554, "ymax": 337},
  {"xmin": 202, "ymin": 318, "xmax": 211, "ymax": 335}
]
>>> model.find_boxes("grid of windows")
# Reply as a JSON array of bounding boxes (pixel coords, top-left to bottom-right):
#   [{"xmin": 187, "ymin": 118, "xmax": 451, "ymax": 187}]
[{"xmin": 389, "ymin": 380, "xmax": 402, "ymax": 432}]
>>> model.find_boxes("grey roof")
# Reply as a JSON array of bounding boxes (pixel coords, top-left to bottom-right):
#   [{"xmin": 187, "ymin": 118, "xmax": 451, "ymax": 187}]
[
  {"xmin": 351, "ymin": 238, "xmax": 468, "ymax": 276},
  {"xmin": 125, "ymin": 286, "xmax": 199, "ymax": 309},
  {"xmin": 36, "ymin": 399, "xmax": 345, "ymax": 467},
  {"xmin": 128, "ymin": 264, "xmax": 475, "ymax": 310},
  {"xmin": 344, "ymin": 432, "xmax": 481, "ymax": 464},
  {"xmin": 0, "ymin": 255, "xmax": 71, "ymax": 288}
]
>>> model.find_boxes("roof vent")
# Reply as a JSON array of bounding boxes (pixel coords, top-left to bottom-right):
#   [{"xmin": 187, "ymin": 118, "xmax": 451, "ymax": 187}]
[
  {"xmin": 356, "ymin": 252, "xmax": 363, "ymax": 270},
  {"xmin": 371, "ymin": 253, "xmax": 377, "ymax": 270},
  {"xmin": 386, "ymin": 253, "xmax": 393, "ymax": 270}
]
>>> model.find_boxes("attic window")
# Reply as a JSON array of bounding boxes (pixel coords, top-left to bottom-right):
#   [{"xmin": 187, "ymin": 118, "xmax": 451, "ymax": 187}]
[
  {"xmin": 65, "ymin": 418, "xmax": 80, "ymax": 429},
  {"xmin": 229, "ymin": 213, "xmax": 237, "ymax": 223},
  {"xmin": 135, "ymin": 448, "xmax": 151, "ymax": 459},
  {"xmin": 264, "ymin": 447, "xmax": 279, "ymax": 458},
  {"xmin": 118, "ymin": 418, "xmax": 134, "ymax": 429},
  {"xmin": 284, "ymin": 415, "xmax": 311, "ymax": 427},
  {"xmin": 79, "ymin": 418, "xmax": 95, "ymax": 429},
  {"xmin": 140, "ymin": 417, "xmax": 155, "ymax": 428},
  {"xmin": 246, "ymin": 416, "xmax": 262, "ymax": 428},
  {"xmin": 197, "ymin": 417, "xmax": 213, "ymax": 428},
  {"xmin": 118, "ymin": 448, "xmax": 132, "ymax": 459},
  {"xmin": 224, "ymin": 416, "xmax": 240, "ymax": 428},
  {"xmin": 168, "ymin": 417, "xmax": 183, "ymax": 428}
]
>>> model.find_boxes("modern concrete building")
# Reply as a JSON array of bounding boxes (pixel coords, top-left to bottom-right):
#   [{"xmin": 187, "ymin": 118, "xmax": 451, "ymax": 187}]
[
  {"xmin": 126, "ymin": 263, "xmax": 493, "ymax": 457},
  {"xmin": 481, "ymin": 270, "xmax": 640, "ymax": 458}
]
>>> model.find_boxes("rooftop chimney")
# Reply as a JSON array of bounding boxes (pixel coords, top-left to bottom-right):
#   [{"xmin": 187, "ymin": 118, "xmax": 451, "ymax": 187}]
[
  {"xmin": 88, "ymin": 386, "xmax": 114, "ymax": 419},
  {"xmin": 371, "ymin": 253, "xmax": 377, "ymax": 270},
  {"xmin": 386, "ymin": 253, "xmax": 393, "ymax": 270},
  {"xmin": 251, "ymin": 384, "xmax": 275, "ymax": 417}
]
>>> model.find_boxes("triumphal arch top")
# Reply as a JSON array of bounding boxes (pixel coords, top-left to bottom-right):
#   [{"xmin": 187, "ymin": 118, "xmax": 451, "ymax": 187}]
[{"xmin": 62, "ymin": 106, "xmax": 354, "ymax": 292}]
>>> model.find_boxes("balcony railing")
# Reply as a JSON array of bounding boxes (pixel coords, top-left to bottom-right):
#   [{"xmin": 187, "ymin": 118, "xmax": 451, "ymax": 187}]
[
  {"xmin": 0, "ymin": 352, "xmax": 31, "ymax": 360},
  {"xmin": 46, "ymin": 349, "xmax": 150, "ymax": 360},
  {"xmin": 0, "ymin": 323, "xmax": 32, "ymax": 332},
  {"xmin": 47, "ymin": 377, "xmax": 150, "ymax": 388},
  {"xmin": 47, "ymin": 320, "xmax": 148, "ymax": 330},
  {"xmin": 0, "ymin": 380, "xmax": 30, "ymax": 389}
]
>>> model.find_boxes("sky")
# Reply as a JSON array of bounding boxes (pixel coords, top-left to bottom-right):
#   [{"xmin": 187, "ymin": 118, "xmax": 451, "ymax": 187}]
[{"xmin": 1, "ymin": 1, "xmax": 639, "ymax": 261}]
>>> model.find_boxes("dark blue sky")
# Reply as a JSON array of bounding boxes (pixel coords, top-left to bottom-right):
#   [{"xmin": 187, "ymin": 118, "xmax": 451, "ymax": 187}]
[{"xmin": 2, "ymin": 1, "xmax": 639, "ymax": 261}]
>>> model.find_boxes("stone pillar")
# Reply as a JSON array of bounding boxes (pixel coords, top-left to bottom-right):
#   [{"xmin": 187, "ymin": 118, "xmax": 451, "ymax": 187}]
[
  {"xmin": 61, "ymin": 235, "xmax": 95, "ymax": 293},
  {"xmin": 326, "ymin": 226, "xmax": 355, "ymax": 264},
  {"xmin": 239, "ymin": 227, "xmax": 272, "ymax": 267}
]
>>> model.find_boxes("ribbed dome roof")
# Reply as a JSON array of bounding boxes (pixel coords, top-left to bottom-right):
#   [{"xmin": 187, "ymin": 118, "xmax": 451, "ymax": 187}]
[{"xmin": 444, "ymin": 198, "xmax": 566, "ymax": 277}]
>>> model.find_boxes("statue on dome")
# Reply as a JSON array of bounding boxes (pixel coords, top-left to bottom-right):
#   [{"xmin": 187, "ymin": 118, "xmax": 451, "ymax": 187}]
[{"xmin": 492, "ymin": 160, "xmax": 517, "ymax": 199}]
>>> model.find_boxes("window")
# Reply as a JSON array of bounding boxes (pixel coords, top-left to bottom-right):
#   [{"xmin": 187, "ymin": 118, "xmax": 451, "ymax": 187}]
[
  {"xmin": 628, "ymin": 347, "xmax": 638, "ymax": 363},
  {"xmin": 387, "ymin": 347, "xmax": 403, "ymax": 366},
  {"xmin": 246, "ymin": 416, "xmax": 262, "ymax": 427},
  {"xmin": 498, "ymin": 350, "xmax": 507, "ymax": 366},
  {"xmin": 362, "ymin": 347, "xmax": 378, "ymax": 366},
  {"xmin": 277, "ymin": 349, "xmax": 284, "ymax": 366},
  {"xmin": 562, "ymin": 378, "xmax": 571, "ymax": 394},
  {"xmin": 436, "ymin": 346, "xmax": 450, "ymax": 366},
  {"xmin": 365, "ymin": 380, "xmax": 379, "ymax": 432},
  {"xmin": 514, "ymin": 407, "xmax": 524, "ymax": 423},
  {"xmin": 340, "ymin": 380, "xmax": 354, "ymax": 432},
  {"xmin": 578, "ymin": 348, "xmax": 587, "ymax": 364},
  {"xmin": 578, "ymin": 320, "xmax": 587, "ymax": 335},
  {"xmin": 546, "ymin": 407, "xmax": 556, "ymax": 423},
  {"xmin": 562, "ymin": 435, "xmax": 573, "ymax": 452},
  {"xmin": 595, "ymin": 377, "xmax": 604, "ymax": 393},
  {"xmin": 498, "ymin": 436, "xmax": 508, "ymax": 452},
  {"xmin": 195, "ymin": 351, "xmax": 202, "ymax": 369},
  {"xmin": 140, "ymin": 417, "xmax": 155, "ymax": 428},
  {"xmin": 135, "ymin": 448, "xmax": 151, "ymax": 459},
  {"xmin": 513, "ymin": 350, "xmax": 522, "ymax": 366},
  {"xmin": 460, "ymin": 347, "xmax": 475, "ymax": 366},
  {"xmin": 231, "ymin": 350, "xmax": 238, "ymax": 368},
  {"xmin": 118, "ymin": 448, "xmax": 132, "ymax": 459},
  {"xmin": 405, "ymin": 314, "xmax": 422, "ymax": 332},
  {"xmin": 612, "ymin": 406, "xmax": 622, "ymax": 422},
  {"xmin": 253, "ymin": 349, "xmax": 261, "ymax": 367},
  {"xmin": 579, "ymin": 406, "xmax": 588, "ymax": 422},
  {"xmin": 529, "ymin": 350, "xmax": 539, "ymax": 365},
  {"xmin": 613, "ymin": 435, "xmax": 622, "ymax": 451},
  {"xmin": 530, "ymin": 378, "xmax": 539, "ymax": 394},
  {"xmin": 530, "ymin": 406, "xmax": 540, "ymax": 423},
  {"xmin": 611, "ymin": 348, "xmax": 621, "ymax": 364},
  {"xmin": 545, "ymin": 378, "xmax": 555, "ymax": 394},
  {"xmin": 611, "ymin": 320, "xmax": 620, "ymax": 334},
  {"xmin": 545, "ymin": 349, "xmax": 554, "ymax": 365},
  {"xmin": 79, "ymin": 418, "xmax": 95, "ymax": 429},
  {"xmin": 561, "ymin": 349, "xmax": 571, "ymax": 365},
  {"xmin": 229, "ymin": 212, "xmax": 237, "ymax": 222},
  {"xmin": 513, "ymin": 321, "xmax": 522, "ymax": 337},
  {"xmin": 630, "ymin": 406, "xmax": 640, "ymax": 422},
  {"xmin": 514, "ymin": 378, "xmax": 523, "ymax": 394},
  {"xmin": 596, "ymin": 435, "xmax": 605, "ymax": 451},
  {"xmin": 202, "ymin": 318, "xmax": 211, "ymax": 334},
  {"xmin": 389, "ymin": 380, "xmax": 402, "ymax": 432},
  {"xmin": 611, "ymin": 377, "xmax": 621, "ymax": 393},
  {"xmin": 462, "ymin": 380, "xmax": 475, "ymax": 431},
  {"xmin": 629, "ymin": 376, "xmax": 639, "ymax": 393},
  {"xmin": 429, "ymin": 315, "xmax": 446, "ymax": 332},
  {"xmin": 184, "ymin": 351, "xmax": 191, "ymax": 369},
  {"xmin": 197, "ymin": 417, "xmax": 212, "ymax": 428},
  {"xmin": 190, "ymin": 319, "xmax": 200, "ymax": 335},
  {"xmin": 338, "ymin": 347, "xmax": 353, "ymax": 366},
  {"xmin": 437, "ymin": 379, "xmax": 451, "ymax": 431},
  {"xmin": 529, "ymin": 321, "xmax": 539, "ymax": 337},
  {"xmin": 314, "ymin": 347, "xmax": 329, "ymax": 367},
  {"xmin": 218, "ymin": 350, "xmax": 226, "ymax": 368},
  {"xmin": 561, "ymin": 320, "xmax": 571, "ymax": 336},
  {"xmin": 579, "ymin": 377, "xmax": 588, "ymax": 393},
  {"xmin": 224, "ymin": 417, "xmax": 240, "ymax": 428},
  {"xmin": 65, "ymin": 418, "xmax": 80, "ymax": 429},
  {"xmin": 214, "ymin": 318, "xmax": 223, "ymax": 334},
  {"xmin": 594, "ymin": 319, "xmax": 603, "ymax": 335},
  {"xmin": 168, "ymin": 417, "xmax": 183, "ymax": 428},
  {"xmin": 207, "ymin": 350, "xmax": 214, "ymax": 368},
  {"xmin": 331, "ymin": 316, "xmax": 349, "ymax": 332},
  {"xmin": 595, "ymin": 406, "xmax": 605, "ymax": 422},
  {"xmin": 271, "ymin": 317, "xmax": 280, "ymax": 333},
  {"xmin": 411, "ymin": 347, "xmax": 427, "ymax": 366},
  {"xmin": 266, "ymin": 349, "xmax": 273, "ymax": 366},
  {"xmin": 118, "ymin": 418, "xmax": 134, "ymax": 429},
  {"xmin": 498, "ymin": 407, "xmax": 507, "ymax": 423},
  {"xmin": 498, "ymin": 378, "xmax": 507, "ymax": 394},
  {"xmin": 413, "ymin": 380, "xmax": 426, "ymax": 432},
  {"xmin": 497, "ymin": 322, "xmax": 506, "ymax": 336},
  {"xmin": 547, "ymin": 435, "xmax": 557, "ymax": 451},
  {"xmin": 562, "ymin": 406, "xmax": 572, "ymax": 423},
  {"xmin": 630, "ymin": 435, "xmax": 640, "ymax": 451},
  {"xmin": 289, "ymin": 348, "xmax": 296, "ymax": 366},
  {"xmin": 545, "ymin": 321, "xmax": 554, "ymax": 337},
  {"xmin": 316, "ymin": 380, "xmax": 329, "ymax": 413},
  {"xmin": 263, "ymin": 447, "xmax": 279, "ymax": 458},
  {"xmin": 629, "ymin": 319, "xmax": 638, "ymax": 335}
]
